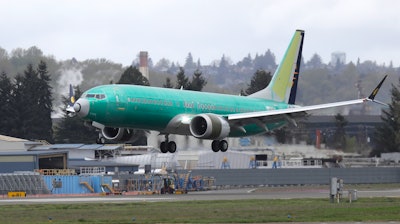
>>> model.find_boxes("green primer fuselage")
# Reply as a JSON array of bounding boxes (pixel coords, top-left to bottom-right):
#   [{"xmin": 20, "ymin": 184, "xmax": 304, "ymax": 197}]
[{"xmin": 82, "ymin": 84, "xmax": 291, "ymax": 137}]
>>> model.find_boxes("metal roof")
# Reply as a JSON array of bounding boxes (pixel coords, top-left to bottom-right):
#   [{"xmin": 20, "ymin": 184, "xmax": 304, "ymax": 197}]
[
  {"xmin": 30, "ymin": 144, "xmax": 122, "ymax": 151},
  {"xmin": 68, "ymin": 160, "xmax": 138, "ymax": 168},
  {"xmin": 0, "ymin": 150, "xmax": 68, "ymax": 156}
]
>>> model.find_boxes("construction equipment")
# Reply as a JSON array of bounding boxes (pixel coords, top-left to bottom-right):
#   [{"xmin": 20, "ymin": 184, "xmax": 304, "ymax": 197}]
[{"xmin": 160, "ymin": 171, "xmax": 212, "ymax": 194}]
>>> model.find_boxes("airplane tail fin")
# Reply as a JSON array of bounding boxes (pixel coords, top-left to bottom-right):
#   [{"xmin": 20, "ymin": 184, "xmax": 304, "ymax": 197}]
[
  {"xmin": 248, "ymin": 30, "xmax": 305, "ymax": 103},
  {"xmin": 66, "ymin": 84, "xmax": 76, "ymax": 115},
  {"xmin": 68, "ymin": 84, "xmax": 75, "ymax": 107}
]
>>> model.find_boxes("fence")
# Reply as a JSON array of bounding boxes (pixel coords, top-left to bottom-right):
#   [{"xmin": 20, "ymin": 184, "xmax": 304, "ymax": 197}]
[{"xmin": 189, "ymin": 167, "xmax": 400, "ymax": 186}]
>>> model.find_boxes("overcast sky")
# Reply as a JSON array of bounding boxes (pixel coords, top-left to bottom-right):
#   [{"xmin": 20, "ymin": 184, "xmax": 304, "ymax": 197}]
[{"xmin": 1, "ymin": 0, "xmax": 399, "ymax": 67}]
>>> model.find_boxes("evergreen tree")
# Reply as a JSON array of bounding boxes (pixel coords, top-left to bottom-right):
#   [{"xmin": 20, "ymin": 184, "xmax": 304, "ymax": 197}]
[
  {"xmin": 306, "ymin": 53, "xmax": 323, "ymax": 69},
  {"xmin": 188, "ymin": 69, "xmax": 207, "ymax": 91},
  {"xmin": 36, "ymin": 61, "xmax": 53, "ymax": 142},
  {"xmin": 18, "ymin": 64, "xmax": 41, "ymax": 140},
  {"xmin": 175, "ymin": 67, "xmax": 189, "ymax": 89},
  {"xmin": 331, "ymin": 113, "xmax": 348, "ymax": 149},
  {"xmin": 184, "ymin": 53, "xmax": 196, "ymax": 70},
  {"xmin": 218, "ymin": 54, "xmax": 230, "ymax": 75},
  {"xmin": 241, "ymin": 69, "xmax": 272, "ymax": 95},
  {"xmin": 162, "ymin": 77, "xmax": 174, "ymax": 88},
  {"xmin": 370, "ymin": 80, "xmax": 400, "ymax": 156},
  {"xmin": 6, "ymin": 62, "xmax": 54, "ymax": 142},
  {"xmin": 12, "ymin": 74, "xmax": 25, "ymax": 138},
  {"xmin": 54, "ymin": 86, "xmax": 98, "ymax": 143},
  {"xmin": 237, "ymin": 53, "xmax": 253, "ymax": 68},
  {"xmin": 0, "ymin": 71, "xmax": 17, "ymax": 135},
  {"xmin": 117, "ymin": 66, "xmax": 149, "ymax": 85},
  {"xmin": 254, "ymin": 50, "xmax": 276, "ymax": 70}
]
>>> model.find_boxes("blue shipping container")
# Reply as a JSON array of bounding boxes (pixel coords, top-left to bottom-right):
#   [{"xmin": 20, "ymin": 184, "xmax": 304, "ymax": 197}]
[{"xmin": 43, "ymin": 175, "xmax": 112, "ymax": 194}]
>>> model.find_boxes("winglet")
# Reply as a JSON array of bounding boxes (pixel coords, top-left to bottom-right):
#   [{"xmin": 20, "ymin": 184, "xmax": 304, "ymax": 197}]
[
  {"xmin": 365, "ymin": 75, "xmax": 388, "ymax": 107},
  {"xmin": 368, "ymin": 75, "xmax": 387, "ymax": 101}
]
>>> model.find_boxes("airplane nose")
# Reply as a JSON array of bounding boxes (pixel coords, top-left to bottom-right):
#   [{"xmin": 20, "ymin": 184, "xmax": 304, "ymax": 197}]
[{"xmin": 73, "ymin": 98, "xmax": 90, "ymax": 117}]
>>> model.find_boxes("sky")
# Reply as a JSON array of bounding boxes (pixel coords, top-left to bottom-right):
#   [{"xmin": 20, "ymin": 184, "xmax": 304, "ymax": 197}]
[{"xmin": 1, "ymin": 0, "xmax": 400, "ymax": 67}]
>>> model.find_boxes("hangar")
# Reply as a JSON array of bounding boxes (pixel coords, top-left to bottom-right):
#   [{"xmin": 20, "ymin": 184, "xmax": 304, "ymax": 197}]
[
  {"xmin": 0, "ymin": 151, "xmax": 68, "ymax": 173},
  {"xmin": 0, "ymin": 134, "xmax": 138, "ymax": 174}
]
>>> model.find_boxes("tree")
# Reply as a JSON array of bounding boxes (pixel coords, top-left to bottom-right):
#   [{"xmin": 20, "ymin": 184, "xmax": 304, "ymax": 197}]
[
  {"xmin": 175, "ymin": 67, "xmax": 189, "ymax": 89},
  {"xmin": 154, "ymin": 58, "xmax": 171, "ymax": 72},
  {"xmin": 162, "ymin": 77, "xmax": 174, "ymax": 88},
  {"xmin": 117, "ymin": 66, "xmax": 149, "ymax": 85},
  {"xmin": 0, "ymin": 71, "xmax": 17, "ymax": 135},
  {"xmin": 188, "ymin": 69, "xmax": 207, "ymax": 91},
  {"xmin": 11, "ymin": 62, "xmax": 54, "ymax": 142},
  {"xmin": 306, "ymin": 53, "xmax": 323, "ymax": 69},
  {"xmin": 370, "ymin": 80, "xmax": 400, "ymax": 156},
  {"xmin": 218, "ymin": 54, "xmax": 230, "ymax": 75},
  {"xmin": 331, "ymin": 113, "xmax": 348, "ymax": 149},
  {"xmin": 184, "ymin": 53, "xmax": 196, "ymax": 70},
  {"xmin": 54, "ymin": 86, "xmax": 98, "ymax": 143},
  {"xmin": 237, "ymin": 53, "xmax": 252, "ymax": 67},
  {"xmin": 254, "ymin": 50, "xmax": 276, "ymax": 70},
  {"xmin": 35, "ymin": 61, "xmax": 54, "ymax": 142},
  {"xmin": 18, "ymin": 64, "xmax": 41, "ymax": 140},
  {"xmin": 241, "ymin": 69, "xmax": 272, "ymax": 95}
]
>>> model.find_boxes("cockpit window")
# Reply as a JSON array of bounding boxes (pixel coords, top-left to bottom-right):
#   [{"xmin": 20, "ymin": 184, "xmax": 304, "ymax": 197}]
[
  {"xmin": 96, "ymin": 94, "xmax": 106, "ymax": 99},
  {"xmin": 83, "ymin": 93, "xmax": 106, "ymax": 99}
]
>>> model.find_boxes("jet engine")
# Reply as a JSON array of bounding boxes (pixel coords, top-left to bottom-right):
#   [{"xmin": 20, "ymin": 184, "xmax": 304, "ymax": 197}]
[
  {"xmin": 189, "ymin": 114, "xmax": 230, "ymax": 139},
  {"xmin": 101, "ymin": 127, "xmax": 134, "ymax": 141}
]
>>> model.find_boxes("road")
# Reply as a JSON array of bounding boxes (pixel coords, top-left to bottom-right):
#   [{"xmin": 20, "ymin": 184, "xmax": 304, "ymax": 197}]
[{"xmin": 0, "ymin": 187, "xmax": 399, "ymax": 205}]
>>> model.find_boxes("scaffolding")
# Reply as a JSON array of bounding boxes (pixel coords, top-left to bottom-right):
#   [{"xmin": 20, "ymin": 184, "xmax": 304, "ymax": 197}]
[
  {"xmin": 35, "ymin": 169, "xmax": 76, "ymax": 176},
  {"xmin": 0, "ymin": 172, "xmax": 50, "ymax": 195},
  {"xmin": 125, "ymin": 175, "xmax": 163, "ymax": 193}
]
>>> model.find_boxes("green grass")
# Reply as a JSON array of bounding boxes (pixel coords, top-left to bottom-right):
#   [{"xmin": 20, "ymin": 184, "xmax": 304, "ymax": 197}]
[{"xmin": 0, "ymin": 198, "xmax": 399, "ymax": 223}]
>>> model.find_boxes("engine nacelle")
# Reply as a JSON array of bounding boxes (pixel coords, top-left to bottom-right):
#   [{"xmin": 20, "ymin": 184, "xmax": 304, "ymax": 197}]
[
  {"xmin": 189, "ymin": 114, "xmax": 230, "ymax": 140},
  {"xmin": 101, "ymin": 127, "xmax": 134, "ymax": 141}
]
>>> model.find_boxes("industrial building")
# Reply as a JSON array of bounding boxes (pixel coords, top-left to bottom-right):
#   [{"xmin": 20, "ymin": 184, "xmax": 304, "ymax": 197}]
[{"xmin": 0, "ymin": 135, "xmax": 139, "ymax": 195}]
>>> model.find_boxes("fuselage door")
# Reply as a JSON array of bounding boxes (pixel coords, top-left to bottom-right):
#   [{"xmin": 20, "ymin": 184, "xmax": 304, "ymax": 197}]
[{"xmin": 106, "ymin": 87, "xmax": 127, "ymax": 124}]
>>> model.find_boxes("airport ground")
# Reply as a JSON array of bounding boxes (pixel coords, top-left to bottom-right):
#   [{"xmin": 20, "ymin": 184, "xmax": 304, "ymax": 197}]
[
  {"xmin": 0, "ymin": 184, "xmax": 399, "ymax": 223},
  {"xmin": 0, "ymin": 183, "xmax": 399, "ymax": 205}
]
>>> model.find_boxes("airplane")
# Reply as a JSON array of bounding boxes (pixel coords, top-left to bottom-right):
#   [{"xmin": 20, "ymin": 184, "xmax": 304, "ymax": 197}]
[{"xmin": 67, "ymin": 29, "xmax": 387, "ymax": 153}]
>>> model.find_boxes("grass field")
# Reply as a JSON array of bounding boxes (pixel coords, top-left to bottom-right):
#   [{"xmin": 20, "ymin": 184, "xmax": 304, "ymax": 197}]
[{"xmin": 0, "ymin": 197, "xmax": 399, "ymax": 223}]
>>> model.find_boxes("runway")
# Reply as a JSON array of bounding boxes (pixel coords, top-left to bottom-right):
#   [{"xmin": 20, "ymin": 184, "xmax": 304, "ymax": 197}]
[{"xmin": 1, "ymin": 187, "xmax": 399, "ymax": 205}]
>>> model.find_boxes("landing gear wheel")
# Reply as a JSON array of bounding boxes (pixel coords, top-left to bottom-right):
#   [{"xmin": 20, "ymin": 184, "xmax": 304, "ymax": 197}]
[
  {"xmin": 219, "ymin": 140, "xmax": 228, "ymax": 152},
  {"xmin": 96, "ymin": 137, "xmax": 106, "ymax": 144},
  {"xmin": 212, "ymin": 140, "xmax": 220, "ymax": 152},
  {"xmin": 167, "ymin": 141, "xmax": 177, "ymax": 153},
  {"xmin": 160, "ymin": 141, "xmax": 168, "ymax": 153}
]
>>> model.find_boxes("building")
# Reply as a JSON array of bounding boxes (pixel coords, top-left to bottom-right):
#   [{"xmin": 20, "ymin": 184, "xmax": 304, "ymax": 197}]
[
  {"xmin": 331, "ymin": 51, "xmax": 346, "ymax": 66},
  {"xmin": 139, "ymin": 51, "xmax": 149, "ymax": 80}
]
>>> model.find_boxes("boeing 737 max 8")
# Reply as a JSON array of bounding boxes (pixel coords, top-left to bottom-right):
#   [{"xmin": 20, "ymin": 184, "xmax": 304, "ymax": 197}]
[{"xmin": 67, "ymin": 30, "xmax": 387, "ymax": 153}]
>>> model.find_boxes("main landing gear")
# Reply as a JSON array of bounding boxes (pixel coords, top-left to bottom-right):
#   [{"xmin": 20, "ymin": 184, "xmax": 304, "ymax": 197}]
[
  {"xmin": 159, "ymin": 136, "xmax": 229, "ymax": 153},
  {"xmin": 160, "ymin": 135, "xmax": 177, "ymax": 153},
  {"xmin": 96, "ymin": 133, "xmax": 106, "ymax": 144},
  {"xmin": 211, "ymin": 140, "xmax": 228, "ymax": 152}
]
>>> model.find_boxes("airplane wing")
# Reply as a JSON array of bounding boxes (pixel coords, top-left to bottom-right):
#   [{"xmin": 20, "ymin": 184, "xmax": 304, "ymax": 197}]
[{"xmin": 227, "ymin": 75, "xmax": 388, "ymax": 121}]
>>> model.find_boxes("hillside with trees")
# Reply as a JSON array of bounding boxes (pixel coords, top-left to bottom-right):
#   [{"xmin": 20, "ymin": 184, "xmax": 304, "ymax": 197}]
[{"xmin": 0, "ymin": 45, "xmax": 398, "ymax": 149}]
